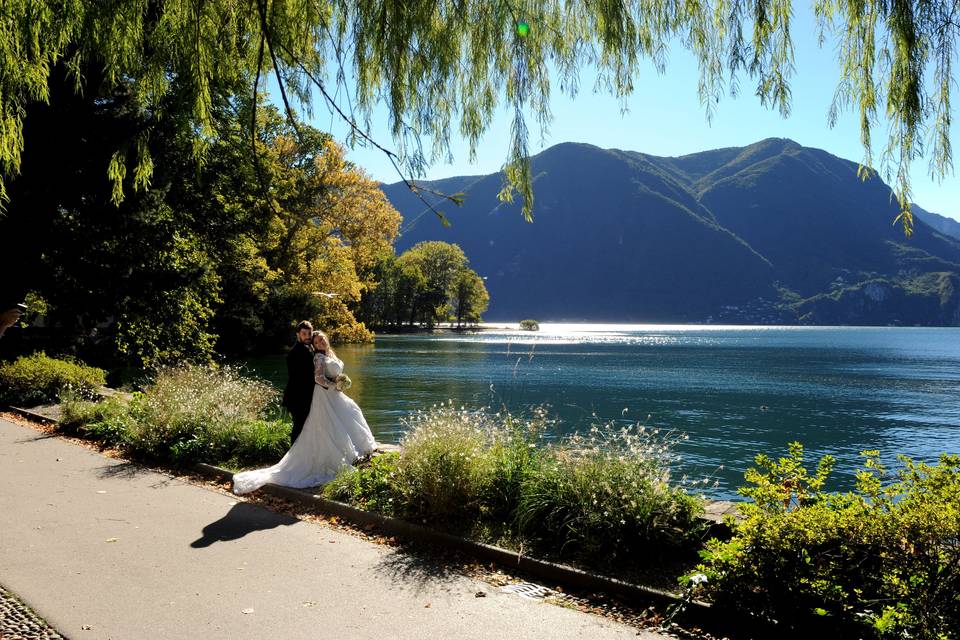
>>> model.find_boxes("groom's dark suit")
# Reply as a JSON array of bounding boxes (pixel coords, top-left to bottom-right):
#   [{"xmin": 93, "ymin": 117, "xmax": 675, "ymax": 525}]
[{"xmin": 282, "ymin": 340, "xmax": 314, "ymax": 444}]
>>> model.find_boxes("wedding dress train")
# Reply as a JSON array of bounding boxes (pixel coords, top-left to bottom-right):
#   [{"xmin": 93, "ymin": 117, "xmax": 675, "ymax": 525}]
[{"xmin": 232, "ymin": 355, "xmax": 376, "ymax": 494}]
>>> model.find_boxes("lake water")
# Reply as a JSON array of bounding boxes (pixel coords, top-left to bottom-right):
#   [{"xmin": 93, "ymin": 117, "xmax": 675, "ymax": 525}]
[{"xmin": 243, "ymin": 324, "xmax": 960, "ymax": 500}]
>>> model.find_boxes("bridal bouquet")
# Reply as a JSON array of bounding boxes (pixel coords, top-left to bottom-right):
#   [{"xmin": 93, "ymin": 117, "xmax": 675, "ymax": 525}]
[{"xmin": 334, "ymin": 373, "xmax": 352, "ymax": 391}]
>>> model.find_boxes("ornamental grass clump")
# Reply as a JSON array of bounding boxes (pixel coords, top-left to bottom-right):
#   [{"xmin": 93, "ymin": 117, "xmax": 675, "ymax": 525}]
[
  {"xmin": 324, "ymin": 451, "xmax": 402, "ymax": 516},
  {"xmin": 326, "ymin": 402, "xmax": 545, "ymax": 528},
  {"xmin": 327, "ymin": 404, "xmax": 704, "ymax": 562},
  {"xmin": 690, "ymin": 443, "xmax": 960, "ymax": 639},
  {"xmin": 124, "ymin": 365, "xmax": 285, "ymax": 464},
  {"xmin": 517, "ymin": 422, "xmax": 704, "ymax": 561},
  {"xmin": 389, "ymin": 401, "xmax": 542, "ymax": 525}
]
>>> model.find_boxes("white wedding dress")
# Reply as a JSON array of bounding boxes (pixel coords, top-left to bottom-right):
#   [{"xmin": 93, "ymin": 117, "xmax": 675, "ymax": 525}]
[{"xmin": 232, "ymin": 353, "xmax": 377, "ymax": 495}]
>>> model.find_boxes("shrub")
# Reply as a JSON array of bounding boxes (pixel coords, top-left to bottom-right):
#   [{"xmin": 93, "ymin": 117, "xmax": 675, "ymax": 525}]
[
  {"xmin": 325, "ymin": 452, "xmax": 402, "ymax": 515},
  {"xmin": 519, "ymin": 319, "xmax": 539, "ymax": 331},
  {"xmin": 324, "ymin": 403, "xmax": 704, "ymax": 565},
  {"xmin": 517, "ymin": 423, "xmax": 704, "ymax": 561},
  {"xmin": 61, "ymin": 394, "xmax": 136, "ymax": 448},
  {"xmin": 476, "ymin": 410, "xmax": 543, "ymax": 523},
  {"xmin": 61, "ymin": 364, "xmax": 289, "ymax": 467},
  {"xmin": 691, "ymin": 443, "xmax": 960, "ymax": 638},
  {"xmin": 0, "ymin": 352, "xmax": 106, "ymax": 407},
  {"xmin": 388, "ymin": 403, "xmax": 535, "ymax": 524},
  {"xmin": 200, "ymin": 417, "xmax": 291, "ymax": 469},
  {"xmin": 122, "ymin": 365, "xmax": 282, "ymax": 463},
  {"xmin": 325, "ymin": 404, "xmax": 545, "ymax": 527}
]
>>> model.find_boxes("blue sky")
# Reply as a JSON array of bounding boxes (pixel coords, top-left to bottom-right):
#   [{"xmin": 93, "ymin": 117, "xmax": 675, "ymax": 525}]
[{"xmin": 269, "ymin": 5, "xmax": 959, "ymax": 220}]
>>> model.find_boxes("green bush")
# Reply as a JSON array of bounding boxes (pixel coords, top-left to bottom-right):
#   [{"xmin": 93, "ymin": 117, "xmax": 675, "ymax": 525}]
[
  {"xmin": 121, "ymin": 365, "xmax": 285, "ymax": 464},
  {"xmin": 691, "ymin": 443, "xmax": 960, "ymax": 638},
  {"xmin": 325, "ymin": 452, "xmax": 402, "ymax": 515},
  {"xmin": 517, "ymin": 424, "xmax": 704, "ymax": 560},
  {"xmin": 477, "ymin": 411, "xmax": 543, "ymax": 523},
  {"xmin": 61, "ymin": 394, "xmax": 136, "ymax": 448},
  {"xmin": 324, "ymin": 403, "xmax": 703, "ymax": 564},
  {"xmin": 61, "ymin": 365, "xmax": 290, "ymax": 467},
  {"xmin": 0, "ymin": 352, "xmax": 106, "ymax": 407},
  {"xmin": 388, "ymin": 403, "xmax": 536, "ymax": 524},
  {"xmin": 323, "ymin": 403, "xmax": 543, "ymax": 527},
  {"xmin": 197, "ymin": 417, "xmax": 291, "ymax": 469},
  {"xmin": 519, "ymin": 319, "xmax": 540, "ymax": 331}
]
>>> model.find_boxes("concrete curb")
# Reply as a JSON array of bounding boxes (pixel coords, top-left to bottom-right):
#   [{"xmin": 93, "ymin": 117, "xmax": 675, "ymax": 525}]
[
  {"xmin": 192, "ymin": 462, "xmax": 732, "ymax": 632},
  {"xmin": 7, "ymin": 406, "xmax": 59, "ymax": 425}
]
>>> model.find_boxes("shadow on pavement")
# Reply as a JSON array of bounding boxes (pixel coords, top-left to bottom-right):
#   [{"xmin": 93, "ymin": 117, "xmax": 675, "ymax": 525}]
[
  {"xmin": 96, "ymin": 462, "xmax": 178, "ymax": 489},
  {"xmin": 13, "ymin": 433, "xmax": 59, "ymax": 444},
  {"xmin": 96, "ymin": 461, "xmax": 154, "ymax": 479},
  {"xmin": 191, "ymin": 502, "xmax": 298, "ymax": 548},
  {"xmin": 375, "ymin": 545, "xmax": 463, "ymax": 594}
]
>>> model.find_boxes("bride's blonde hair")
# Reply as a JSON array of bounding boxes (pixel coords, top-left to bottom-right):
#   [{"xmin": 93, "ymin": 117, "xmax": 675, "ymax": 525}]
[{"xmin": 311, "ymin": 330, "xmax": 337, "ymax": 359}]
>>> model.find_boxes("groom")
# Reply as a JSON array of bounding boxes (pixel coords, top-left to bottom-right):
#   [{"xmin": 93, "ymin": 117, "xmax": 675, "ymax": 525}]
[{"xmin": 282, "ymin": 320, "xmax": 315, "ymax": 445}]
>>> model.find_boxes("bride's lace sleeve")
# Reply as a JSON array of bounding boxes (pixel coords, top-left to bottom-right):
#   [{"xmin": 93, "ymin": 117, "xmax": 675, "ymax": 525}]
[{"xmin": 313, "ymin": 353, "xmax": 328, "ymax": 385}]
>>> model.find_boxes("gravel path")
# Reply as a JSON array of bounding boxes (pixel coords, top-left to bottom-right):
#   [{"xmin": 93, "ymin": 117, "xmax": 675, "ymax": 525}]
[{"xmin": 0, "ymin": 584, "xmax": 65, "ymax": 640}]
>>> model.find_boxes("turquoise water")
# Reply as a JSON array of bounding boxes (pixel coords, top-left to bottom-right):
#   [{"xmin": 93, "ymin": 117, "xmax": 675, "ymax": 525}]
[{"xmin": 243, "ymin": 325, "xmax": 960, "ymax": 499}]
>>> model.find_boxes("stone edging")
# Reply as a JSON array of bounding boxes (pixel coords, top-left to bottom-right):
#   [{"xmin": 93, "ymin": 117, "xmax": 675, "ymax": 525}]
[
  {"xmin": 192, "ymin": 462, "xmax": 735, "ymax": 633},
  {"xmin": 8, "ymin": 406, "xmax": 59, "ymax": 425}
]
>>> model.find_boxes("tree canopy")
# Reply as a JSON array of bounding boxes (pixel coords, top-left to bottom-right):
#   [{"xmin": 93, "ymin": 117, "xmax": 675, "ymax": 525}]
[
  {"xmin": 1, "ymin": 0, "xmax": 956, "ymax": 234},
  {"xmin": 1, "ymin": 66, "xmax": 400, "ymax": 366},
  {"xmin": 358, "ymin": 241, "xmax": 490, "ymax": 329}
]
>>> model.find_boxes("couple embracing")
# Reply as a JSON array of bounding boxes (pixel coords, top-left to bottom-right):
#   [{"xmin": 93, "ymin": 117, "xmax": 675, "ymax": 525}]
[{"xmin": 232, "ymin": 321, "xmax": 377, "ymax": 495}]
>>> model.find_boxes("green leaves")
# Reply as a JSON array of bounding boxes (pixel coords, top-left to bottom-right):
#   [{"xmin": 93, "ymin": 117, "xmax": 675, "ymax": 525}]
[
  {"xmin": 2, "ymin": 0, "xmax": 954, "ymax": 233},
  {"xmin": 694, "ymin": 444, "xmax": 960, "ymax": 637},
  {"xmin": 0, "ymin": 352, "xmax": 106, "ymax": 406},
  {"xmin": 360, "ymin": 241, "xmax": 486, "ymax": 329},
  {"xmin": 739, "ymin": 441, "xmax": 836, "ymax": 513},
  {"xmin": 107, "ymin": 149, "xmax": 128, "ymax": 205}
]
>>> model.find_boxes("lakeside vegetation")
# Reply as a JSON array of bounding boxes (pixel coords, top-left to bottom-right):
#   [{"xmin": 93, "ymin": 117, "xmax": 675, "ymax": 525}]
[
  {"xmin": 58, "ymin": 365, "xmax": 290, "ymax": 468},
  {"xmin": 4, "ymin": 354, "xmax": 959, "ymax": 637},
  {"xmin": 356, "ymin": 241, "xmax": 489, "ymax": 331},
  {"xmin": 1, "ymin": 96, "xmax": 486, "ymax": 372},
  {"xmin": 692, "ymin": 444, "xmax": 960, "ymax": 639},
  {"xmin": 324, "ymin": 403, "xmax": 704, "ymax": 564}
]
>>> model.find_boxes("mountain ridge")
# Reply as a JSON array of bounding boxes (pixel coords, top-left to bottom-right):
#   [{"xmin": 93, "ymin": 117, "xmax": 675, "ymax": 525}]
[{"xmin": 382, "ymin": 139, "xmax": 960, "ymax": 325}]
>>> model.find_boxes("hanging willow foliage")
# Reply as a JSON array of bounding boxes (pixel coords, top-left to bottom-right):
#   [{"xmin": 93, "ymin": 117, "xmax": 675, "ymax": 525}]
[{"xmin": 0, "ymin": 0, "xmax": 956, "ymax": 233}]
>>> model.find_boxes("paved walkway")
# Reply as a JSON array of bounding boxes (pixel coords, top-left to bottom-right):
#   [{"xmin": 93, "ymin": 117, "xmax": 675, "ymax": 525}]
[{"xmin": 0, "ymin": 418, "xmax": 664, "ymax": 639}]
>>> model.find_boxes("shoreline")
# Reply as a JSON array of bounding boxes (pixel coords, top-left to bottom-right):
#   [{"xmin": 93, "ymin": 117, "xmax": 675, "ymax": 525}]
[{"xmin": 370, "ymin": 322, "xmax": 960, "ymax": 335}]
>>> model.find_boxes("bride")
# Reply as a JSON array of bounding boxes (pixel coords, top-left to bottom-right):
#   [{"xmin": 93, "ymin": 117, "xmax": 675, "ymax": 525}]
[{"xmin": 232, "ymin": 330, "xmax": 377, "ymax": 495}]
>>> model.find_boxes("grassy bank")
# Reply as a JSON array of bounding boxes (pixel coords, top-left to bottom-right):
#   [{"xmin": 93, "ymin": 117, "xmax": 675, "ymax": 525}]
[
  {"xmin": 27, "ymin": 357, "xmax": 708, "ymax": 586},
  {"xmin": 324, "ymin": 403, "xmax": 705, "ymax": 574},
  {"xmin": 59, "ymin": 365, "xmax": 290, "ymax": 468}
]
